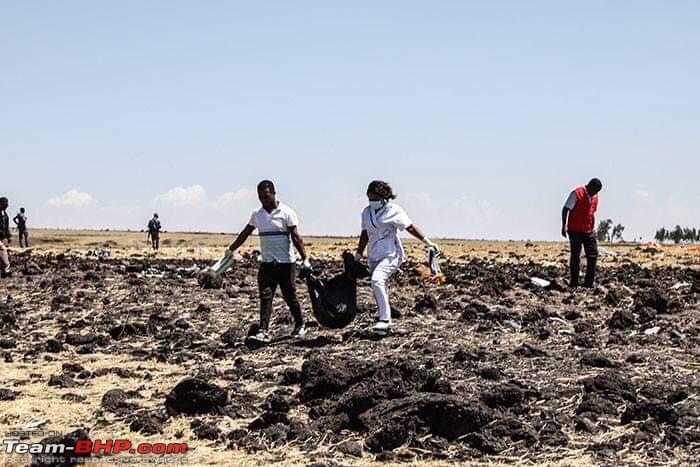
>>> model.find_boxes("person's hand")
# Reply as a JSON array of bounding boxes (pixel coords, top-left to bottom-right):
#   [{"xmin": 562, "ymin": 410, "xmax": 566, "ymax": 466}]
[
  {"xmin": 354, "ymin": 252, "xmax": 363, "ymax": 263},
  {"xmin": 301, "ymin": 258, "xmax": 312, "ymax": 271},
  {"xmin": 561, "ymin": 228, "xmax": 567, "ymax": 238},
  {"xmin": 198, "ymin": 268, "xmax": 214, "ymax": 283},
  {"xmin": 423, "ymin": 238, "xmax": 439, "ymax": 253}
]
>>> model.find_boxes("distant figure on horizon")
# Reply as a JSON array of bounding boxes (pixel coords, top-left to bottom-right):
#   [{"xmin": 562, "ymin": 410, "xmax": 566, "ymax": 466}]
[
  {"xmin": 147, "ymin": 213, "xmax": 162, "ymax": 250},
  {"xmin": 561, "ymin": 178, "xmax": 603, "ymax": 288},
  {"xmin": 13, "ymin": 207, "xmax": 29, "ymax": 248},
  {"xmin": 0, "ymin": 197, "xmax": 11, "ymax": 278}
]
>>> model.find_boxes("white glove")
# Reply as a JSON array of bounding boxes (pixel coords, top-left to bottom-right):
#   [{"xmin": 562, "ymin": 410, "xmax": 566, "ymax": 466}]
[
  {"xmin": 354, "ymin": 252, "xmax": 363, "ymax": 262},
  {"xmin": 210, "ymin": 249, "xmax": 235, "ymax": 277},
  {"xmin": 423, "ymin": 238, "xmax": 439, "ymax": 253},
  {"xmin": 301, "ymin": 258, "xmax": 312, "ymax": 270}
]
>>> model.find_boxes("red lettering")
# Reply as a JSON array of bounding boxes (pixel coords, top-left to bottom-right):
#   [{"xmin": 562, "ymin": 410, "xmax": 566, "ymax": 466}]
[
  {"xmin": 113, "ymin": 440, "xmax": 131, "ymax": 454},
  {"xmin": 92, "ymin": 439, "xmax": 113, "ymax": 454},
  {"xmin": 151, "ymin": 443, "xmax": 166, "ymax": 454},
  {"xmin": 75, "ymin": 440, "xmax": 92, "ymax": 454},
  {"xmin": 167, "ymin": 443, "xmax": 188, "ymax": 454}
]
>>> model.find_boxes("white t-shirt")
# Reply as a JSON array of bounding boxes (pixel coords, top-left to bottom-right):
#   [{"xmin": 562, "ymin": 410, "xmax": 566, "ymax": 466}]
[
  {"xmin": 361, "ymin": 202, "xmax": 413, "ymax": 263},
  {"xmin": 248, "ymin": 202, "xmax": 299, "ymax": 263}
]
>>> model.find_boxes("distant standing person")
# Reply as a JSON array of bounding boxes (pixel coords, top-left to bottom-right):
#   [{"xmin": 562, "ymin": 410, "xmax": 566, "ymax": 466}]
[
  {"xmin": 13, "ymin": 207, "xmax": 29, "ymax": 248},
  {"xmin": 355, "ymin": 181, "xmax": 439, "ymax": 332},
  {"xmin": 561, "ymin": 178, "xmax": 603, "ymax": 288},
  {"xmin": 0, "ymin": 197, "xmax": 11, "ymax": 278},
  {"xmin": 223, "ymin": 180, "xmax": 311, "ymax": 342},
  {"xmin": 148, "ymin": 213, "xmax": 162, "ymax": 250}
]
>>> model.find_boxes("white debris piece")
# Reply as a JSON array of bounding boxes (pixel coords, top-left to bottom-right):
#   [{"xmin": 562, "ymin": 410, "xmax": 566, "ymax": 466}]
[
  {"xmin": 26, "ymin": 419, "xmax": 49, "ymax": 429},
  {"xmin": 599, "ymin": 248, "xmax": 617, "ymax": 257},
  {"xmin": 530, "ymin": 277, "xmax": 551, "ymax": 288}
]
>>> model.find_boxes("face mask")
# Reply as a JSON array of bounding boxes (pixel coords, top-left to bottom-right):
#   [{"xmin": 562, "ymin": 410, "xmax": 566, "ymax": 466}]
[{"xmin": 369, "ymin": 200, "xmax": 384, "ymax": 210}]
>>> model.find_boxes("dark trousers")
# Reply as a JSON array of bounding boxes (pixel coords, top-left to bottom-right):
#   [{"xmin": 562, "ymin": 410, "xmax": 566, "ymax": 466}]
[
  {"xmin": 18, "ymin": 229, "xmax": 28, "ymax": 248},
  {"xmin": 258, "ymin": 262, "xmax": 303, "ymax": 330},
  {"xmin": 150, "ymin": 233, "xmax": 159, "ymax": 250},
  {"xmin": 569, "ymin": 231, "xmax": 598, "ymax": 287}
]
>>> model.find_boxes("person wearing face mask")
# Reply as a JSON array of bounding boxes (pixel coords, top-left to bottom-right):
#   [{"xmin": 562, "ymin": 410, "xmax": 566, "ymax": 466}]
[{"xmin": 355, "ymin": 181, "xmax": 439, "ymax": 332}]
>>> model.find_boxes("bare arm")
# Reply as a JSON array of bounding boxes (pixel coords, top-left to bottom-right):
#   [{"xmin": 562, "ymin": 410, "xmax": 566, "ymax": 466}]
[
  {"xmin": 356, "ymin": 230, "xmax": 368, "ymax": 255},
  {"xmin": 289, "ymin": 226, "xmax": 307, "ymax": 260},
  {"xmin": 406, "ymin": 224, "xmax": 426, "ymax": 241},
  {"xmin": 408, "ymin": 224, "xmax": 441, "ymax": 252},
  {"xmin": 228, "ymin": 224, "xmax": 255, "ymax": 251},
  {"xmin": 561, "ymin": 208, "xmax": 569, "ymax": 238},
  {"xmin": 12, "ymin": 215, "xmax": 19, "ymax": 226}
]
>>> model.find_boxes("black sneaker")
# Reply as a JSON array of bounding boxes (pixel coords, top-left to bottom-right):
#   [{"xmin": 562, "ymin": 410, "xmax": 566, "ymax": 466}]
[
  {"xmin": 0, "ymin": 271, "xmax": 11, "ymax": 279},
  {"xmin": 292, "ymin": 324, "xmax": 307, "ymax": 338}
]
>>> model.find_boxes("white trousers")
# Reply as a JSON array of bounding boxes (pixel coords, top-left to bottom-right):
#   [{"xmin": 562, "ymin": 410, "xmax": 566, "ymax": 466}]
[{"xmin": 369, "ymin": 256, "xmax": 401, "ymax": 322}]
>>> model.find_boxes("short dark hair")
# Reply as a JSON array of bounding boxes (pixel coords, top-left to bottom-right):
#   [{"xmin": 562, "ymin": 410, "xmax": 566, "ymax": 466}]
[
  {"xmin": 367, "ymin": 180, "xmax": 396, "ymax": 200},
  {"xmin": 587, "ymin": 178, "xmax": 603, "ymax": 191},
  {"xmin": 0, "ymin": 197, "xmax": 7, "ymax": 204},
  {"xmin": 20, "ymin": 207, "xmax": 25, "ymax": 212},
  {"xmin": 257, "ymin": 180, "xmax": 276, "ymax": 193}
]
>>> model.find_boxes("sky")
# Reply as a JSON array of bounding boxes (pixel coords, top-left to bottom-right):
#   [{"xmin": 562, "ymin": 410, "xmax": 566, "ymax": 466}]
[{"xmin": 2, "ymin": 1, "xmax": 698, "ymax": 240}]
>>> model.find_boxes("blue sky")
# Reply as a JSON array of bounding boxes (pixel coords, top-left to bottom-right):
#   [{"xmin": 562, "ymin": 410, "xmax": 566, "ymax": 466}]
[{"xmin": 2, "ymin": 1, "xmax": 698, "ymax": 240}]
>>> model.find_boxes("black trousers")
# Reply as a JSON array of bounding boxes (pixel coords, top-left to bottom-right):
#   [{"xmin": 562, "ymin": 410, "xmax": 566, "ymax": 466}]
[
  {"xmin": 258, "ymin": 262, "xmax": 303, "ymax": 330},
  {"xmin": 18, "ymin": 229, "xmax": 29, "ymax": 248},
  {"xmin": 150, "ymin": 233, "xmax": 159, "ymax": 250},
  {"xmin": 569, "ymin": 231, "xmax": 598, "ymax": 287}
]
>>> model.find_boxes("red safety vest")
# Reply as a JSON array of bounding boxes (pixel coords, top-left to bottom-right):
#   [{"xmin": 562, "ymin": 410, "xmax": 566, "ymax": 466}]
[{"xmin": 567, "ymin": 186, "xmax": 598, "ymax": 234}]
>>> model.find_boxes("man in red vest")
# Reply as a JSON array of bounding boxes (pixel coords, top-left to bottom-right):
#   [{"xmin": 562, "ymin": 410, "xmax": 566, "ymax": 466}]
[{"xmin": 561, "ymin": 178, "xmax": 603, "ymax": 288}]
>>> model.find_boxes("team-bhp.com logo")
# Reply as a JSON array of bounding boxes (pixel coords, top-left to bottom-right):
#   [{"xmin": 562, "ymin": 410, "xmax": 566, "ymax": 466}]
[{"xmin": 4, "ymin": 439, "xmax": 188, "ymax": 455}]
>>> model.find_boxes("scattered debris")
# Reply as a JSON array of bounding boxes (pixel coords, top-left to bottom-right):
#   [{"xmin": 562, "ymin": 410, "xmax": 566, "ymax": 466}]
[
  {"xmin": 530, "ymin": 277, "xmax": 551, "ymax": 288},
  {"xmin": 0, "ymin": 249, "xmax": 696, "ymax": 465}
]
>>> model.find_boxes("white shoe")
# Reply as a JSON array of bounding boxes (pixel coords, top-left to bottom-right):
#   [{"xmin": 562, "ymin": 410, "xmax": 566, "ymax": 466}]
[
  {"xmin": 373, "ymin": 320, "xmax": 391, "ymax": 332},
  {"xmin": 292, "ymin": 324, "xmax": 307, "ymax": 338},
  {"xmin": 249, "ymin": 330, "xmax": 271, "ymax": 343}
]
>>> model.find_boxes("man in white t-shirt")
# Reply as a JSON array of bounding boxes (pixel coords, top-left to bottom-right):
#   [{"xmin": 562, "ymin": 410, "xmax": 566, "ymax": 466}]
[{"xmin": 225, "ymin": 180, "xmax": 311, "ymax": 342}]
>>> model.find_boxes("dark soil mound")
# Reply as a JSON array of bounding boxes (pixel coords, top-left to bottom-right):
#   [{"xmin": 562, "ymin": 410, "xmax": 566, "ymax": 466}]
[
  {"xmin": 582, "ymin": 371, "xmax": 637, "ymax": 402},
  {"xmin": 165, "ymin": 378, "xmax": 228, "ymax": 415}
]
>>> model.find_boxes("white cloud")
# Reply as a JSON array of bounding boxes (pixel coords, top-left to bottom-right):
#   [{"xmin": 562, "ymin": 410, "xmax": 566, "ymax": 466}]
[
  {"xmin": 153, "ymin": 185, "xmax": 207, "ymax": 209},
  {"xmin": 401, "ymin": 192, "xmax": 503, "ymax": 239},
  {"xmin": 212, "ymin": 189, "xmax": 256, "ymax": 211},
  {"xmin": 149, "ymin": 185, "xmax": 260, "ymax": 231},
  {"xmin": 47, "ymin": 189, "xmax": 96, "ymax": 207},
  {"xmin": 634, "ymin": 189, "xmax": 650, "ymax": 199}
]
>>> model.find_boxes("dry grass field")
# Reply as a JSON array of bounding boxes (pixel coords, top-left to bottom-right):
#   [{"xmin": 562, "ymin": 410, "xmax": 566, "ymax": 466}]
[{"xmin": 19, "ymin": 228, "xmax": 700, "ymax": 267}]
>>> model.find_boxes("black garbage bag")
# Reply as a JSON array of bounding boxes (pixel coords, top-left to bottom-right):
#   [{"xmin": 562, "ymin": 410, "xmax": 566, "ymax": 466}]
[{"xmin": 302, "ymin": 251, "xmax": 369, "ymax": 329}]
